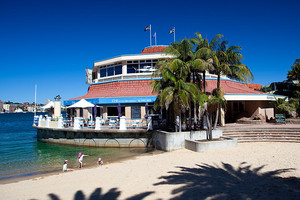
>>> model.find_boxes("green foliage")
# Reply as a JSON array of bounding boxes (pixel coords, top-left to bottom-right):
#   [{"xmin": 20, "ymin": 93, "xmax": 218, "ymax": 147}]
[
  {"xmin": 289, "ymin": 91, "xmax": 300, "ymax": 117},
  {"xmin": 271, "ymin": 97, "xmax": 296, "ymax": 116},
  {"xmin": 259, "ymin": 85, "xmax": 272, "ymax": 93},
  {"xmin": 287, "ymin": 59, "xmax": 300, "ymax": 81}
]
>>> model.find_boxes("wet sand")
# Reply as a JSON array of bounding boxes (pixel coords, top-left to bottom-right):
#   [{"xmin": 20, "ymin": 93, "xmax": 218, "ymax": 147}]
[{"xmin": 1, "ymin": 142, "xmax": 299, "ymax": 199}]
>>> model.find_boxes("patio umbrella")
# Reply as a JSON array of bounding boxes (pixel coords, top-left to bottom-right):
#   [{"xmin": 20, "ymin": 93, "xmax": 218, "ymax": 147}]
[
  {"xmin": 41, "ymin": 101, "xmax": 54, "ymax": 110},
  {"xmin": 68, "ymin": 99, "xmax": 94, "ymax": 108},
  {"xmin": 94, "ymin": 104, "xmax": 97, "ymax": 119},
  {"xmin": 117, "ymin": 103, "xmax": 121, "ymax": 118},
  {"xmin": 145, "ymin": 102, "xmax": 149, "ymax": 118}
]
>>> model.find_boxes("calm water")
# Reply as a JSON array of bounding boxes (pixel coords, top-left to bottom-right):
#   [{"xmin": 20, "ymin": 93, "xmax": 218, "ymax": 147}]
[{"xmin": 0, "ymin": 112, "xmax": 152, "ymax": 181}]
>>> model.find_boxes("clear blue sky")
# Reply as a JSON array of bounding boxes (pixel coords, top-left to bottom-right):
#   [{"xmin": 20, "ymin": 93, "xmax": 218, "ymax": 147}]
[{"xmin": 0, "ymin": 0, "xmax": 299, "ymax": 104}]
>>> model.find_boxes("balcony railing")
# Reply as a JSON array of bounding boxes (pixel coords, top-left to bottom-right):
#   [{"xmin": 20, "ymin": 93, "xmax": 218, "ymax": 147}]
[{"xmin": 93, "ymin": 73, "xmax": 153, "ymax": 84}]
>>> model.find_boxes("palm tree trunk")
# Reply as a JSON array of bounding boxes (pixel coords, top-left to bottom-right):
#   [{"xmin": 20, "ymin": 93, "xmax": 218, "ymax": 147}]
[
  {"xmin": 205, "ymin": 112, "xmax": 212, "ymax": 140},
  {"xmin": 194, "ymin": 101, "xmax": 197, "ymax": 128},
  {"xmin": 203, "ymin": 71, "xmax": 206, "ymax": 94},
  {"xmin": 213, "ymin": 104, "xmax": 220, "ymax": 129},
  {"xmin": 217, "ymin": 74, "xmax": 220, "ymax": 89},
  {"xmin": 179, "ymin": 100, "xmax": 182, "ymax": 132},
  {"xmin": 188, "ymin": 103, "xmax": 192, "ymax": 130}
]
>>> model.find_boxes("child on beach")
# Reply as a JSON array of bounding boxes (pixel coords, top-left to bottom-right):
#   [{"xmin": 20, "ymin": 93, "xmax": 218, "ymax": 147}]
[
  {"xmin": 62, "ymin": 160, "xmax": 73, "ymax": 172},
  {"xmin": 78, "ymin": 152, "xmax": 88, "ymax": 168},
  {"xmin": 97, "ymin": 157, "xmax": 103, "ymax": 166}
]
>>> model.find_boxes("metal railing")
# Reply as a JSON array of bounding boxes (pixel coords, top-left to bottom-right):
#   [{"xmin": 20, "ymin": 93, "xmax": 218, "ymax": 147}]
[{"xmin": 62, "ymin": 117, "xmax": 148, "ymax": 129}]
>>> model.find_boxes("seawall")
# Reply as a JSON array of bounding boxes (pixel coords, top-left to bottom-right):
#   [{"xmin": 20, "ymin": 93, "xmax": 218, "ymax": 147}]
[{"xmin": 36, "ymin": 127, "xmax": 151, "ymax": 148}]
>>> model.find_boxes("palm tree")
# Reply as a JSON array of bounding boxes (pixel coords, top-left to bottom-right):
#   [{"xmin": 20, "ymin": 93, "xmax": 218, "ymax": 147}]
[
  {"xmin": 191, "ymin": 33, "xmax": 220, "ymax": 93},
  {"xmin": 205, "ymin": 95, "xmax": 226, "ymax": 139},
  {"xmin": 156, "ymin": 39, "xmax": 197, "ymax": 130},
  {"xmin": 212, "ymin": 40, "xmax": 254, "ymax": 89},
  {"xmin": 151, "ymin": 58, "xmax": 202, "ymax": 132}
]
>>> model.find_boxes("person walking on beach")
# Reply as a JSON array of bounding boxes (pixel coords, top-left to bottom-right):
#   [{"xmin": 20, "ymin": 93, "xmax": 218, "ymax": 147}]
[
  {"xmin": 78, "ymin": 152, "xmax": 88, "ymax": 168},
  {"xmin": 62, "ymin": 160, "xmax": 73, "ymax": 172}
]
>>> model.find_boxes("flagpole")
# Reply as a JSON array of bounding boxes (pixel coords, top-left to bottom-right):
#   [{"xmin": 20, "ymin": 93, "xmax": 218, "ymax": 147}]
[
  {"xmin": 174, "ymin": 27, "xmax": 176, "ymax": 43},
  {"xmin": 34, "ymin": 84, "xmax": 37, "ymax": 117},
  {"xmin": 155, "ymin": 33, "xmax": 157, "ymax": 45},
  {"xmin": 150, "ymin": 24, "xmax": 152, "ymax": 46}
]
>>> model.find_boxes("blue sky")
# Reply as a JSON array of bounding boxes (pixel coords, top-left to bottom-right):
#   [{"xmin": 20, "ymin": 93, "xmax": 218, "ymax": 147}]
[{"xmin": 0, "ymin": 0, "xmax": 299, "ymax": 104}]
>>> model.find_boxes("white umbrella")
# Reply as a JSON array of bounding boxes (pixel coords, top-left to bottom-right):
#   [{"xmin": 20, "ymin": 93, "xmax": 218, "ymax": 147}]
[
  {"xmin": 41, "ymin": 101, "xmax": 54, "ymax": 109},
  {"xmin": 67, "ymin": 99, "xmax": 94, "ymax": 108}
]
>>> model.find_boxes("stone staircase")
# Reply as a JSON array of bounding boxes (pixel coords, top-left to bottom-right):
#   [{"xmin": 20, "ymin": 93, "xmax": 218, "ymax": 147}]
[{"xmin": 222, "ymin": 128, "xmax": 300, "ymax": 143}]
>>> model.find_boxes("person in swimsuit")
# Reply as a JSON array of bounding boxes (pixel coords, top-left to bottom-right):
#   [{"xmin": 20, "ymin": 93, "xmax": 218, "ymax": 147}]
[
  {"xmin": 78, "ymin": 152, "xmax": 88, "ymax": 168},
  {"xmin": 62, "ymin": 160, "xmax": 73, "ymax": 172}
]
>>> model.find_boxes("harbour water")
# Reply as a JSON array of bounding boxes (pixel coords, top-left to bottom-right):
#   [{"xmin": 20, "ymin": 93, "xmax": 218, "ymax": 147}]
[{"xmin": 0, "ymin": 112, "xmax": 153, "ymax": 181}]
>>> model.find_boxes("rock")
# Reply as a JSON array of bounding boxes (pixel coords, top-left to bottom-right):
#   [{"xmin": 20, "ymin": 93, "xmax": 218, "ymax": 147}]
[{"xmin": 251, "ymin": 114, "xmax": 266, "ymax": 122}]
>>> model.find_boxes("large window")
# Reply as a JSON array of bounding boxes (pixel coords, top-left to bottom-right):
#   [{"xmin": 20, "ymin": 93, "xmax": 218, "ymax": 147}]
[
  {"xmin": 115, "ymin": 65, "xmax": 122, "ymax": 75},
  {"xmin": 98, "ymin": 63, "xmax": 122, "ymax": 78},
  {"xmin": 107, "ymin": 65, "xmax": 114, "ymax": 76},
  {"xmin": 107, "ymin": 106, "xmax": 125, "ymax": 117},
  {"xmin": 100, "ymin": 68, "xmax": 106, "ymax": 78},
  {"xmin": 127, "ymin": 60, "xmax": 158, "ymax": 73},
  {"xmin": 131, "ymin": 106, "xmax": 141, "ymax": 119},
  {"xmin": 127, "ymin": 64, "xmax": 138, "ymax": 73}
]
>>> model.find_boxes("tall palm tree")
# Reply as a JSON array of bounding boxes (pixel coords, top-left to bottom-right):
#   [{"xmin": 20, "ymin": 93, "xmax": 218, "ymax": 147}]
[
  {"xmin": 151, "ymin": 58, "xmax": 202, "ymax": 132},
  {"xmin": 191, "ymin": 33, "xmax": 220, "ymax": 93},
  {"xmin": 209, "ymin": 37, "xmax": 253, "ymax": 127},
  {"xmin": 212, "ymin": 40, "xmax": 254, "ymax": 89}
]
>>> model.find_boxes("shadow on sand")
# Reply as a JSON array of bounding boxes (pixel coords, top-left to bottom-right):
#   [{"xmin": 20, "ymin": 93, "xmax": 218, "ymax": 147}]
[
  {"xmin": 47, "ymin": 188, "xmax": 153, "ymax": 200},
  {"xmin": 44, "ymin": 162, "xmax": 299, "ymax": 200},
  {"xmin": 154, "ymin": 162, "xmax": 300, "ymax": 199}
]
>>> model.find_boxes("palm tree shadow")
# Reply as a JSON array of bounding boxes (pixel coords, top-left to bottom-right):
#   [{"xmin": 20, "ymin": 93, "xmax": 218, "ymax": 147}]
[
  {"xmin": 48, "ymin": 187, "xmax": 154, "ymax": 200},
  {"xmin": 154, "ymin": 162, "xmax": 300, "ymax": 200}
]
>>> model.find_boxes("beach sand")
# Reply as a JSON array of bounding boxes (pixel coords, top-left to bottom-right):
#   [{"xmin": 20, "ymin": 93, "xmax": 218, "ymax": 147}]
[{"xmin": 1, "ymin": 142, "xmax": 299, "ymax": 200}]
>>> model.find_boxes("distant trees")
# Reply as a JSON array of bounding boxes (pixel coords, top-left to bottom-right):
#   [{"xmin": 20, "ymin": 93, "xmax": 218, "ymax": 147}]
[
  {"xmin": 287, "ymin": 59, "xmax": 300, "ymax": 81},
  {"xmin": 268, "ymin": 59, "xmax": 300, "ymax": 117}
]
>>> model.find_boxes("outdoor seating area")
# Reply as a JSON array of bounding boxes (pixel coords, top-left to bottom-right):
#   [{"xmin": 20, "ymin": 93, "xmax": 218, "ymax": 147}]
[{"xmin": 38, "ymin": 116, "xmax": 148, "ymax": 130}]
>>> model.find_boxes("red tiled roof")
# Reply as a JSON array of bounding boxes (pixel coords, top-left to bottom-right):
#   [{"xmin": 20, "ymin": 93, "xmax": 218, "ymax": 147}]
[
  {"xmin": 247, "ymin": 83, "xmax": 263, "ymax": 91},
  {"xmin": 70, "ymin": 80, "xmax": 156, "ymax": 100},
  {"xmin": 205, "ymin": 80, "xmax": 265, "ymax": 94},
  {"xmin": 70, "ymin": 79, "xmax": 264, "ymax": 100},
  {"xmin": 141, "ymin": 46, "xmax": 167, "ymax": 54}
]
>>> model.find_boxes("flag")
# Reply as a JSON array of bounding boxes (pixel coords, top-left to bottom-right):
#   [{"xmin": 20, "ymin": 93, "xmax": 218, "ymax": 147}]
[
  {"xmin": 169, "ymin": 27, "xmax": 175, "ymax": 34},
  {"xmin": 144, "ymin": 25, "xmax": 151, "ymax": 31},
  {"xmin": 152, "ymin": 32, "xmax": 156, "ymax": 38}
]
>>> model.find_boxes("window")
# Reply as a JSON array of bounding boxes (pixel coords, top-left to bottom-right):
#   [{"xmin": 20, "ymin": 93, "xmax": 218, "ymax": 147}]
[
  {"xmin": 107, "ymin": 107, "xmax": 118, "ymax": 117},
  {"xmin": 107, "ymin": 106, "xmax": 125, "ymax": 117},
  {"xmin": 233, "ymin": 101, "xmax": 245, "ymax": 113},
  {"xmin": 115, "ymin": 65, "xmax": 122, "ymax": 75},
  {"xmin": 100, "ymin": 68, "xmax": 106, "ymax": 77},
  {"xmin": 131, "ymin": 106, "xmax": 141, "ymax": 119},
  {"xmin": 107, "ymin": 66, "xmax": 114, "ymax": 76},
  {"xmin": 127, "ymin": 64, "xmax": 137, "ymax": 73}
]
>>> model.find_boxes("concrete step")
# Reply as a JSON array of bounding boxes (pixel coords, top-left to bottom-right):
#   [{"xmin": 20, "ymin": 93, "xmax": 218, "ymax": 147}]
[
  {"xmin": 238, "ymin": 140, "xmax": 300, "ymax": 143},
  {"xmin": 223, "ymin": 129, "xmax": 300, "ymax": 133},
  {"xmin": 222, "ymin": 128, "xmax": 300, "ymax": 142}
]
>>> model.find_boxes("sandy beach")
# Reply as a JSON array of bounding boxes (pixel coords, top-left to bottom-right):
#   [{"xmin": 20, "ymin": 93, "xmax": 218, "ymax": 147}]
[{"xmin": 1, "ymin": 142, "xmax": 299, "ymax": 200}]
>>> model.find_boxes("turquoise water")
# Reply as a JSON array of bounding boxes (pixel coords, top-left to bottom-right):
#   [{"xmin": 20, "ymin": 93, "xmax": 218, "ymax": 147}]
[{"xmin": 0, "ymin": 112, "xmax": 152, "ymax": 180}]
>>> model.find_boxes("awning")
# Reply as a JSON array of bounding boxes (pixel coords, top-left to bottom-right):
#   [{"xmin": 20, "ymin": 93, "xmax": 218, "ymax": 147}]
[{"xmin": 64, "ymin": 96, "xmax": 157, "ymax": 106}]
